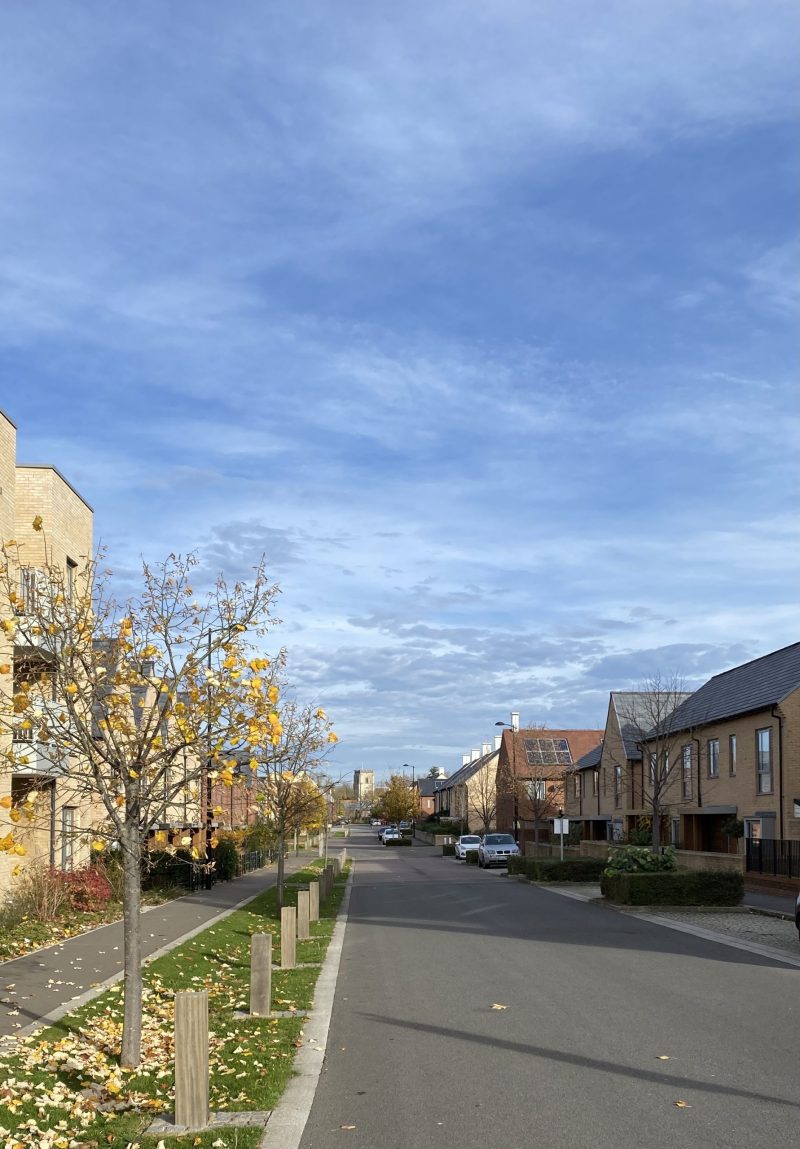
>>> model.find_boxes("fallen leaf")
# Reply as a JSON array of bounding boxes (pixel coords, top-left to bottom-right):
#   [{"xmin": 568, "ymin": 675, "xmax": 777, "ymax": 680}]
[
  {"xmin": 674, "ymin": 1100, "xmax": 691, "ymax": 1109},
  {"xmin": 340, "ymin": 1124, "xmax": 356, "ymax": 1130},
  {"xmin": 657, "ymin": 1055, "xmax": 671, "ymax": 1061},
  {"xmin": 491, "ymin": 1003, "xmax": 507, "ymax": 1010}
]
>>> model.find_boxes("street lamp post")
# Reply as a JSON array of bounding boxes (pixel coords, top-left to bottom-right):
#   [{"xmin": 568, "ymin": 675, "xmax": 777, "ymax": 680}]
[
  {"xmin": 402, "ymin": 763, "xmax": 416, "ymax": 833},
  {"xmin": 495, "ymin": 721, "xmax": 519, "ymax": 842}
]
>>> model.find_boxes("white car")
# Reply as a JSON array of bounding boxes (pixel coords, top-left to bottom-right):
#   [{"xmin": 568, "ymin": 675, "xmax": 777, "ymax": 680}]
[
  {"xmin": 382, "ymin": 829, "xmax": 401, "ymax": 844},
  {"xmin": 478, "ymin": 833, "xmax": 521, "ymax": 868},
  {"xmin": 378, "ymin": 824, "xmax": 397, "ymax": 841},
  {"xmin": 455, "ymin": 834, "xmax": 482, "ymax": 859}
]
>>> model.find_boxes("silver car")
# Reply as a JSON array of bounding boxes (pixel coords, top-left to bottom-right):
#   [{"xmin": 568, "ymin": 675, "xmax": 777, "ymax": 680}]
[{"xmin": 478, "ymin": 833, "xmax": 520, "ymax": 868}]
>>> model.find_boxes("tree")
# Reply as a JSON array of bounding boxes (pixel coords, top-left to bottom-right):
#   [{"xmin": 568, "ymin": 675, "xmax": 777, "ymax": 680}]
[
  {"xmin": 0, "ymin": 532, "xmax": 283, "ymax": 1067},
  {"xmin": 373, "ymin": 775, "xmax": 419, "ymax": 825},
  {"xmin": 251, "ymin": 698, "xmax": 338, "ymax": 909},
  {"xmin": 466, "ymin": 759, "xmax": 498, "ymax": 835},
  {"xmin": 610, "ymin": 675, "xmax": 693, "ymax": 852}
]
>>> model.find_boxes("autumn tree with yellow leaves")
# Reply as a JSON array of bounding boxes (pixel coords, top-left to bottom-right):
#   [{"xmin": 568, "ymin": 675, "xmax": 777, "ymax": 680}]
[
  {"xmin": 251, "ymin": 698, "xmax": 339, "ymax": 909},
  {"xmin": 0, "ymin": 527, "xmax": 291, "ymax": 1067}
]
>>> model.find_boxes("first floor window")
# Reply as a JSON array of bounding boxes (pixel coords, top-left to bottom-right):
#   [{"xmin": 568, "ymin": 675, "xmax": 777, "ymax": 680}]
[
  {"xmin": 61, "ymin": 807, "xmax": 76, "ymax": 871},
  {"xmin": 756, "ymin": 728, "xmax": 772, "ymax": 793},
  {"xmin": 573, "ymin": 774, "xmax": 581, "ymax": 799},
  {"xmin": 707, "ymin": 738, "xmax": 719, "ymax": 778},
  {"xmin": 614, "ymin": 765, "xmax": 622, "ymax": 806},
  {"xmin": 729, "ymin": 734, "xmax": 737, "ymax": 776},
  {"xmin": 682, "ymin": 745, "xmax": 692, "ymax": 799},
  {"xmin": 592, "ymin": 769, "xmax": 599, "ymax": 796},
  {"xmin": 527, "ymin": 780, "xmax": 546, "ymax": 800}
]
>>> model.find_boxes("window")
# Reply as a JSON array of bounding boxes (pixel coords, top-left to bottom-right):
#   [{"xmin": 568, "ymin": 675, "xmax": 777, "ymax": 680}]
[
  {"xmin": 573, "ymin": 774, "xmax": 581, "ymax": 799},
  {"xmin": 61, "ymin": 807, "xmax": 76, "ymax": 870},
  {"xmin": 681, "ymin": 745, "xmax": 692, "ymax": 799},
  {"xmin": 728, "ymin": 734, "xmax": 737, "ymax": 776},
  {"xmin": 18, "ymin": 567, "xmax": 36, "ymax": 613},
  {"xmin": 613, "ymin": 765, "xmax": 622, "ymax": 807},
  {"xmin": 756, "ymin": 728, "xmax": 772, "ymax": 794},
  {"xmin": 526, "ymin": 780, "xmax": 546, "ymax": 800},
  {"xmin": 592, "ymin": 769, "xmax": 599, "ymax": 797},
  {"xmin": 707, "ymin": 738, "xmax": 719, "ymax": 778},
  {"xmin": 649, "ymin": 753, "xmax": 657, "ymax": 786}
]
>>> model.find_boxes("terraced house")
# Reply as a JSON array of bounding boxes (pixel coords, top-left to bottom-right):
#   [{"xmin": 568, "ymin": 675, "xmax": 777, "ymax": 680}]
[{"xmin": 566, "ymin": 645, "xmax": 800, "ymax": 878}]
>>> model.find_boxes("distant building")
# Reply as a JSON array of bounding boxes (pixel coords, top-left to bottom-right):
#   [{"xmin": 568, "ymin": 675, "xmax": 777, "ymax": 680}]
[{"xmin": 353, "ymin": 769, "xmax": 374, "ymax": 801}]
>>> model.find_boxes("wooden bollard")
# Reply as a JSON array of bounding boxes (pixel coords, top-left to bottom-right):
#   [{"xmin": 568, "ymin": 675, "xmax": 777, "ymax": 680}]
[
  {"xmin": 341, "ymin": 848, "xmax": 347, "ymax": 866},
  {"xmin": 175, "ymin": 990, "xmax": 209, "ymax": 1130},
  {"xmin": 250, "ymin": 933, "xmax": 272, "ymax": 1016},
  {"xmin": 281, "ymin": 906, "xmax": 297, "ymax": 968},
  {"xmin": 309, "ymin": 879, "xmax": 319, "ymax": 922},
  {"xmin": 297, "ymin": 890, "xmax": 310, "ymax": 941}
]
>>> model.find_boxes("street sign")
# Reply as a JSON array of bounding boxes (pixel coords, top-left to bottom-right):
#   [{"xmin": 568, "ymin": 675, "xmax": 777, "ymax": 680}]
[{"xmin": 553, "ymin": 818, "xmax": 569, "ymax": 835}]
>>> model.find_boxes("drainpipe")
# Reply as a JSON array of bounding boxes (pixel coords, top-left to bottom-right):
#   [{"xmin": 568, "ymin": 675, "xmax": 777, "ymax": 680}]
[
  {"xmin": 772, "ymin": 706, "xmax": 785, "ymax": 839},
  {"xmin": 691, "ymin": 735, "xmax": 702, "ymax": 852}
]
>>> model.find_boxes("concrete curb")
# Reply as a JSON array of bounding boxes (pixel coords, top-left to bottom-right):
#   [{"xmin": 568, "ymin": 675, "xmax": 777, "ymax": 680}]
[
  {"xmin": 538, "ymin": 884, "xmax": 800, "ymax": 969},
  {"xmin": 260, "ymin": 864, "xmax": 354, "ymax": 1149}
]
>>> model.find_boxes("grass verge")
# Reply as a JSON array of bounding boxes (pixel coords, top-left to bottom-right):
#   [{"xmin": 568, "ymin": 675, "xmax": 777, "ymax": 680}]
[{"xmin": 0, "ymin": 859, "xmax": 349, "ymax": 1149}]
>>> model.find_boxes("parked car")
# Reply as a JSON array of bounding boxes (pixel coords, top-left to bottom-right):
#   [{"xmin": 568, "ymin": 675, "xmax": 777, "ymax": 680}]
[
  {"xmin": 370, "ymin": 818, "xmax": 382, "ymax": 826},
  {"xmin": 455, "ymin": 834, "xmax": 482, "ymax": 859},
  {"xmin": 398, "ymin": 820, "xmax": 412, "ymax": 830},
  {"xmin": 378, "ymin": 824, "xmax": 397, "ymax": 841},
  {"xmin": 478, "ymin": 833, "xmax": 521, "ymax": 868},
  {"xmin": 382, "ymin": 829, "xmax": 401, "ymax": 844}
]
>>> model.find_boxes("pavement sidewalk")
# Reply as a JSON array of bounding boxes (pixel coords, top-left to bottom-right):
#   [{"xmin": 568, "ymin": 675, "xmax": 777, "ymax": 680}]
[{"xmin": 0, "ymin": 850, "xmax": 319, "ymax": 1040}]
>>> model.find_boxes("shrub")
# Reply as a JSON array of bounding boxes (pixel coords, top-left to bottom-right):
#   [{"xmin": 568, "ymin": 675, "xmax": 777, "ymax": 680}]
[
  {"xmin": 0, "ymin": 865, "xmax": 71, "ymax": 924},
  {"xmin": 604, "ymin": 844, "xmax": 677, "ymax": 875},
  {"xmin": 385, "ymin": 837, "xmax": 412, "ymax": 847},
  {"xmin": 213, "ymin": 836, "xmax": 240, "ymax": 880},
  {"xmin": 442, "ymin": 844, "xmax": 456, "ymax": 857},
  {"xmin": 242, "ymin": 823, "xmax": 279, "ymax": 853},
  {"xmin": 61, "ymin": 866, "xmax": 113, "ymax": 912},
  {"xmin": 464, "ymin": 851, "xmax": 479, "ymax": 865},
  {"xmin": 601, "ymin": 870, "xmax": 743, "ymax": 906}
]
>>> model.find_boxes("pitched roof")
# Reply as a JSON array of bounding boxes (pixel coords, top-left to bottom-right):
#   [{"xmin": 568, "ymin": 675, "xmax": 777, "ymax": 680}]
[
  {"xmin": 573, "ymin": 742, "xmax": 603, "ymax": 772},
  {"xmin": 659, "ymin": 642, "xmax": 800, "ymax": 736},
  {"xmin": 415, "ymin": 776, "xmax": 448, "ymax": 798},
  {"xmin": 611, "ymin": 691, "xmax": 693, "ymax": 759},
  {"xmin": 504, "ymin": 728, "xmax": 603, "ymax": 774},
  {"xmin": 440, "ymin": 750, "xmax": 497, "ymax": 791}
]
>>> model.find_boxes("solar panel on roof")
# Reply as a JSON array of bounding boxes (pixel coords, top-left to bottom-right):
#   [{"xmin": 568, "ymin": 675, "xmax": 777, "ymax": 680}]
[{"xmin": 523, "ymin": 737, "xmax": 573, "ymax": 766}]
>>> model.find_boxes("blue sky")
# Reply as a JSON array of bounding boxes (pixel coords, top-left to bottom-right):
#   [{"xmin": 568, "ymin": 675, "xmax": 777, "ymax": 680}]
[{"xmin": 1, "ymin": 1, "xmax": 798, "ymax": 780}]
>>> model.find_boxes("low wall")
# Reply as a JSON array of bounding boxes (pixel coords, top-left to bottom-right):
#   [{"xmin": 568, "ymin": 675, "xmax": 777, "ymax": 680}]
[
  {"xmin": 414, "ymin": 830, "xmax": 456, "ymax": 846},
  {"xmin": 580, "ymin": 841, "xmax": 611, "ymax": 860},
  {"xmin": 674, "ymin": 850, "xmax": 743, "ymax": 874}
]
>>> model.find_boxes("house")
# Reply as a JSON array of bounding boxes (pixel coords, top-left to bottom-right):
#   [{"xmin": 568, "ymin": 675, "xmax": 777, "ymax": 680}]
[
  {"xmin": 495, "ymin": 717, "xmax": 603, "ymax": 848},
  {"xmin": 565, "ymin": 691, "xmax": 692, "ymax": 843},
  {"xmin": 434, "ymin": 740, "xmax": 500, "ymax": 833},
  {"xmin": 0, "ymin": 410, "xmax": 98, "ymax": 890},
  {"xmin": 639, "ymin": 643, "xmax": 800, "ymax": 853}
]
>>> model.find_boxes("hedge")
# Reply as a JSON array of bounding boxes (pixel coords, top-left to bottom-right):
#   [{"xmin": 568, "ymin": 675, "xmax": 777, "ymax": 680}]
[
  {"xmin": 442, "ymin": 844, "xmax": 456, "ymax": 857},
  {"xmin": 385, "ymin": 837, "xmax": 412, "ymax": 847},
  {"xmin": 507, "ymin": 857, "xmax": 607, "ymax": 882},
  {"xmin": 600, "ymin": 870, "xmax": 743, "ymax": 906}
]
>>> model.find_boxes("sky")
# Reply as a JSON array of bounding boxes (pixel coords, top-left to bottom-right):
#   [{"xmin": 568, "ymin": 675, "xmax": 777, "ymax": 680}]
[{"xmin": 0, "ymin": 1, "xmax": 798, "ymax": 781}]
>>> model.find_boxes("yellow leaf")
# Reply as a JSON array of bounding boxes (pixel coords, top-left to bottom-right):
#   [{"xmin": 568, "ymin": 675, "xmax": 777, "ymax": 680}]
[
  {"xmin": 657, "ymin": 1055, "xmax": 671, "ymax": 1061},
  {"xmin": 128, "ymin": 769, "xmax": 139, "ymax": 779},
  {"xmin": 0, "ymin": 663, "xmax": 10, "ymax": 675},
  {"xmin": 190, "ymin": 847, "xmax": 201, "ymax": 860},
  {"xmin": 91, "ymin": 839, "xmax": 106, "ymax": 852},
  {"xmin": 490, "ymin": 1003, "xmax": 507, "ymax": 1010},
  {"xmin": 327, "ymin": 731, "xmax": 339, "ymax": 743},
  {"xmin": 674, "ymin": 1100, "xmax": 691, "ymax": 1109},
  {"xmin": 209, "ymin": 836, "xmax": 219, "ymax": 848},
  {"xmin": 13, "ymin": 844, "xmax": 26, "ymax": 856},
  {"xmin": 0, "ymin": 795, "xmax": 12, "ymax": 809},
  {"xmin": 115, "ymin": 794, "xmax": 125, "ymax": 807},
  {"xmin": 65, "ymin": 682, "xmax": 79, "ymax": 695},
  {"xmin": 32, "ymin": 515, "xmax": 43, "ymax": 532},
  {"xmin": 9, "ymin": 809, "xmax": 20, "ymax": 823},
  {"xmin": 180, "ymin": 836, "xmax": 192, "ymax": 846}
]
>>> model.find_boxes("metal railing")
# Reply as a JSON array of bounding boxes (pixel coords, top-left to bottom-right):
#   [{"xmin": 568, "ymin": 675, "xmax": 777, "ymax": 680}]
[{"xmin": 746, "ymin": 837, "xmax": 800, "ymax": 880}]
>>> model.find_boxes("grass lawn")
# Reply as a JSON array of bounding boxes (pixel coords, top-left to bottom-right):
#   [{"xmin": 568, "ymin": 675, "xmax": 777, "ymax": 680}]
[{"xmin": 0, "ymin": 859, "xmax": 349, "ymax": 1148}]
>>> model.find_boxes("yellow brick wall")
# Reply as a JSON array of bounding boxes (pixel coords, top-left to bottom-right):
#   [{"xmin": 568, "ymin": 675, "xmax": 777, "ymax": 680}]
[
  {"xmin": 0, "ymin": 413, "xmax": 17, "ymax": 888},
  {"xmin": 14, "ymin": 466, "xmax": 93, "ymax": 573}
]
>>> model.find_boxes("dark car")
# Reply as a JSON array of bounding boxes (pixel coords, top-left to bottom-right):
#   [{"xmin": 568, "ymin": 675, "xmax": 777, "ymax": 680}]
[{"xmin": 795, "ymin": 891, "xmax": 800, "ymax": 944}]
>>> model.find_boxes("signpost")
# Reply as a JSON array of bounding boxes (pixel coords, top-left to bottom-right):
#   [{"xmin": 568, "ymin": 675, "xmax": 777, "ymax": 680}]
[{"xmin": 554, "ymin": 810, "xmax": 569, "ymax": 861}]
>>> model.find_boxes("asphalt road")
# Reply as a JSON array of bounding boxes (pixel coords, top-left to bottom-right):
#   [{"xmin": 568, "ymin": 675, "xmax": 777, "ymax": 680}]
[{"xmin": 300, "ymin": 828, "xmax": 798, "ymax": 1149}]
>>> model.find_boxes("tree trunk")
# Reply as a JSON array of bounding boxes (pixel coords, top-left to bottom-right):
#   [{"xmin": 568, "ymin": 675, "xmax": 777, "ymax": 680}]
[
  {"xmin": 120, "ymin": 822, "xmax": 143, "ymax": 1069},
  {"xmin": 276, "ymin": 827, "xmax": 285, "ymax": 911},
  {"xmin": 651, "ymin": 805, "xmax": 661, "ymax": 853}
]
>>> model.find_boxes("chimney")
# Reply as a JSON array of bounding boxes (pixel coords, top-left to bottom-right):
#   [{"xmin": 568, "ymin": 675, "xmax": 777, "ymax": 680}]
[
  {"xmin": 494, "ymin": 734, "xmax": 502, "ymax": 751},
  {"xmin": 511, "ymin": 711, "xmax": 520, "ymax": 732},
  {"xmin": 471, "ymin": 748, "xmax": 480, "ymax": 761},
  {"xmin": 462, "ymin": 754, "xmax": 470, "ymax": 767},
  {"xmin": 482, "ymin": 743, "xmax": 491, "ymax": 756}
]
